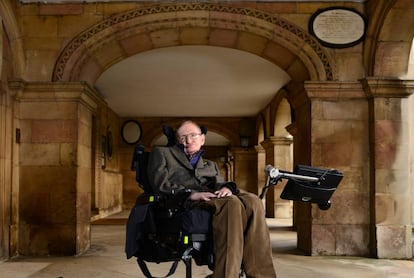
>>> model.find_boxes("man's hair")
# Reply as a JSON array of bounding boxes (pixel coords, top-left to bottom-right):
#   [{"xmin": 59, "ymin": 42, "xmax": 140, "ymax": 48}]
[
  {"xmin": 176, "ymin": 120, "xmax": 207, "ymax": 135},
  {"xmin": 176, "ymin": 120, "xmax": 201, "ymax": 135}
]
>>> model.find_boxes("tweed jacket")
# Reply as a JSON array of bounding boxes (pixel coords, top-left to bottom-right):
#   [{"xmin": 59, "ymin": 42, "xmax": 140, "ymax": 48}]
[{"xmin": 147, "ymin": 145, "xmax": 236, "ymax": 195}]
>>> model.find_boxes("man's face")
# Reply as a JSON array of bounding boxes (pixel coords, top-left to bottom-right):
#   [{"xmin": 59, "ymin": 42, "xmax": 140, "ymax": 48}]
[{"xmin": 176, "ymin": 122, "xmax": 205, "ymax": 155}]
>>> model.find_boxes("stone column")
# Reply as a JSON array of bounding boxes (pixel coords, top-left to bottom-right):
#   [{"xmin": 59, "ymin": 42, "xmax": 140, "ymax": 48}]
[
  {"xmin": 255, "ymin": 145, "xmax": 266, "ymax": 198},
  {"xmin": 261, "ymin": 136, "xmax": 293, "ymax": 218},
  {"xmin": 231, "ymin": 147, "xmax": 258, "ymax": 194},
  {"xmin": 363, "ymin": 78, "xmax": 414, "ymax": 259},
  {"xmin": 10, "ymin": 81, "xmax": 103, "ymax": 256},
  {"xmin": 1, "ymin": 77, "xmax": 13, "ymax": 259},
  {"xmin": 286, "ymin": 122, "xmax": 299, "ymax": 228}
]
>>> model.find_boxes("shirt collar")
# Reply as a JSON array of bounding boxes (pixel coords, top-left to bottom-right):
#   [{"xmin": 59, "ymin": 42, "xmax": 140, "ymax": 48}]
[{"xmin": 177, "ymin": 144, "xmax": 205, "ymax": 167}]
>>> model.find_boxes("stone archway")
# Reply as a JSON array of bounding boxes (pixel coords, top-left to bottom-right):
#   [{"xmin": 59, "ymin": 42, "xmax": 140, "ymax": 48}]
[
  {"xmin": 52, "ymin": 3, "xmax": 335, "ymax": 84},
  {"xmin": 258, "ymin": 92, "xmax": 294, "ymax": 219},
  {"xmin": 0, "ymin": 0, "xmax": 25, "ymax": 78},
  {"xmin": 50, "ymin": 2, "xmax": 339, "ymax": 256},
  {"xmin": 364, "ymin": 0, "xmax": 414, "ymax": 77}
]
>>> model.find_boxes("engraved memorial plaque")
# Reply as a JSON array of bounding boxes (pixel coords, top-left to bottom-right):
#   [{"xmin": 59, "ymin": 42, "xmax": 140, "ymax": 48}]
[{"xmin": 309, "ymin": 7, "xmax": 366, "ymax": 48}]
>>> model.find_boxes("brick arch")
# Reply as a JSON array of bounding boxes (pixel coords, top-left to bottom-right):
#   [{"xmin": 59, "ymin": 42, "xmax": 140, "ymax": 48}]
[{"xmin": 52, "ymin": 3, "xmax": 334, "ymax": 83}]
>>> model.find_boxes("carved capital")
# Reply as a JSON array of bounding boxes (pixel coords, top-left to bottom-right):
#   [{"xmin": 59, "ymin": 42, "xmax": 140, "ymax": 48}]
[
  {"xmin": 361, "ymin": 77, "xmax": 414, "ymax": 98},
  {"xmin": 305, "ymin": 81, "xmax": 365, "ymax": 100},
  {"xmin": 261, "ymin": 136, "xmax": 293, "ymax": 149}
]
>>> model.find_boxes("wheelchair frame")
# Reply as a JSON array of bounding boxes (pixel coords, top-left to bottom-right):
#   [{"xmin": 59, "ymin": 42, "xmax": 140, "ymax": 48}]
[
  {"xmin": 126, "ymin": 143, "xmax": 214, "ymax": 278},
  {"xmin": 259, "ymin": 164, "xmax": 343, "ymax": 210}
]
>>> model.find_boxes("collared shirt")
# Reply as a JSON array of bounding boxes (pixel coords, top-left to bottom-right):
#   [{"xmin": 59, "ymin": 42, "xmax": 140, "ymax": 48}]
[{"xmin": 178, "ymin": 144, "xmax": 204, "ymax": 168}]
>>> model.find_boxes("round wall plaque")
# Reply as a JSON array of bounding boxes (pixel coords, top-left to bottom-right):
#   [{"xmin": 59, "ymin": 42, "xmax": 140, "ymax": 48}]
[
  {"xmin": 121, "ymin": 120, "xmax": 142, "ymax": 145},
  {"xmin": 309, "ymin": 7, "xmax": 366, "ymax": 48}
]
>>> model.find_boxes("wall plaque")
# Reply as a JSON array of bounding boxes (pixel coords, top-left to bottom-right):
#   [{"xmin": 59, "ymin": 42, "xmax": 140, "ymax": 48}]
[
  {"xmin": 121, "ymin": 120, "xmax": 142, "ymax": 145},
  {"xmin": 309, "ymin": 7, "xmax": 366, "ymax": 48}
]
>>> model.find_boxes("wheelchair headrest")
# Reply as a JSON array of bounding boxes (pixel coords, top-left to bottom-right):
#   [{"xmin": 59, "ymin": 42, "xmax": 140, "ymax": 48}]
[
  {"xmin": 200, "ymin": 126, "xmax": 208, "ymax": 135},
  {"xmin": 163, "ymin": 125, "xmax": 176, "ymax": 147}
]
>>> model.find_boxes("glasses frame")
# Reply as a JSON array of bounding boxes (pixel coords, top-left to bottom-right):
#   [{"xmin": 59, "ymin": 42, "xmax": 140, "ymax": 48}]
[{"xmin": 177, "ymin": 133, "xmax": 202, "ymax": 143}]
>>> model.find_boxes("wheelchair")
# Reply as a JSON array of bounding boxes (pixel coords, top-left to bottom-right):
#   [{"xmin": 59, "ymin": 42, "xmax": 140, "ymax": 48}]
[
  {"xmin": 125, "ymin": 126, "xmax": 343, "ymax": 278},
  {"xmin": 125, "ymin": 127, "xmax": 215, "ymax": 278}
]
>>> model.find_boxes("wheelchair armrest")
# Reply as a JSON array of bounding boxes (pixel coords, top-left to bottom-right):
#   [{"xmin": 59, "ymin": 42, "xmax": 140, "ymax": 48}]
[
  {"xmin": 135, "ymin": 189, "xmax": 193, "ymax": 217},
  {"xmin": 152, "ymin": 189, "xmax": 192, "ymax": 206},
  {"xmin": 135, "ymin": 194, "xmax": 164, "ymax": 204}
]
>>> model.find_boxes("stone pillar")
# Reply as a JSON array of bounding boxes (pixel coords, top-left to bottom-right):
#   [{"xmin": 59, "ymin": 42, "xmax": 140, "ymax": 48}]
[
  {"xmin": 255, "ymin": 145, "xmax": 266, "ymax": 198},
  {"xmin": 363, "ymin": 78, "xmax": 414, "ymax": 259},
  {"xmin": 1, "ymin": 78, "xmax": 13, "ymax": 259},
  {"xmin": 261, "ymin": 136, "xmax": 293, "ymax": 218},
  {"xmin": 286, "ymin": 122, "xmax": 299, "ymax": 228},
  {"xmin": 287, "ymin": 84, "xmax": 312, "ymax": 253},
  {"xmin": 10, "ymin": 81, "xmax": 103, "ymax": 256},
  {"xmin": 304, "ymin": 81, "xmax": 371, "ymax": 256},
  {"xmin": 232, "ymin": 147, "xmax": 258, "ymax": 194}
]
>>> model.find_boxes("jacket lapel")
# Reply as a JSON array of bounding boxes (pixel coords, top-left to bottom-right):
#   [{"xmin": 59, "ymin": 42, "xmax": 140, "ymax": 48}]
[
  {"xmin": 170, "ymin": 145, "xmax": 193, "ymax": 170},
  {"xmin": 195, "ymin": 157, "xmax": 206, "ymax": 169}
]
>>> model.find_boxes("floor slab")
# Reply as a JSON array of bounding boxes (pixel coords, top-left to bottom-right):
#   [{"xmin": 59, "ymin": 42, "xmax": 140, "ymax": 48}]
[{"xmin": 1, "ymin": 218, "xmax": 414, "ymax": 278}]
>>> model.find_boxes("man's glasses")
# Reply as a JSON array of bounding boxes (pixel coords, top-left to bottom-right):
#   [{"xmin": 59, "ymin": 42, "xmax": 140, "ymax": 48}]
[{"xmin": 178, "ymin": 133, "xmax": 202, "ymax": 143}]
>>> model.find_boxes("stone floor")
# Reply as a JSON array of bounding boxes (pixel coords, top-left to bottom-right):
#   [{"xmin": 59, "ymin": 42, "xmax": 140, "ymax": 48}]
[{"xmin": 1, "ymin": 215, "xmax": 414, "ymax": 278}]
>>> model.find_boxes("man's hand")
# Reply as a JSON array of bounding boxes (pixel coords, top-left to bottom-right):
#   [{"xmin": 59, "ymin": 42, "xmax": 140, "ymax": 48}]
[
  {"xmin": 189, "ymin": 191, "xmax": 217, "ymax": 201},
  {"xmin": 189, "ymin": 187, "xmax": 233, "ymax": 201},
  {"xmin": 215, "ymin": 187, "xmax": 233, "ymax": 198}
]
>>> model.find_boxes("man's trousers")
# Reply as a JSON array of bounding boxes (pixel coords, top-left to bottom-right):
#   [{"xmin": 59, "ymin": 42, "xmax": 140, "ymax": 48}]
[{"xmin": 200, "ymin": 191, "xmax": 277, "ymax": 278}]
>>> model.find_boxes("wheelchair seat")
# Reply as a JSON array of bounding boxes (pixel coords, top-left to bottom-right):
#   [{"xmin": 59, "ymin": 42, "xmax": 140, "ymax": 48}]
[{"xmin": 125, "ymin": 126, "xmax": 214, "ymax": 278}]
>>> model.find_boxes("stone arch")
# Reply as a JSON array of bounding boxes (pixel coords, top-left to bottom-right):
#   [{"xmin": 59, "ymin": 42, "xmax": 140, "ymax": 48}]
[
  {"xmin": 52, "ymin": 3, "xmax": 335, "ymax": 84},
  {"xmin": 364, "ymin": 0, "xmax": 414, "ymax": 77},
  {"xmin": 256, "ymin": 114, "xmax": 266, "ymax": 145},
  {"xmin": 0, "ymin": 0, "xmax": 25, "ymax": 78},
  {"xmin": 203, "ymin": 123, "xmax": 239, "ymax": 146},
  {"xmin": 273, "ymin": 98, "xmax": 292, "ymax": 137},
  {"xmin": 260, "ymin": 88, "xmax": 292, "ymax": 138}
]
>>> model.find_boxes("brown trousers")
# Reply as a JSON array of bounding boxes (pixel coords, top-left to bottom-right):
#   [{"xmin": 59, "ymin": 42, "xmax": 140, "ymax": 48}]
[{"xmin": 198, "ymin": 191, "xmax": 277, "ymax": 278}]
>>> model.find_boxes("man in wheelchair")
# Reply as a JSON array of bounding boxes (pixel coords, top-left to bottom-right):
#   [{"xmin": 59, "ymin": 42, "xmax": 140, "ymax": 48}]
[{"xmin": 145, "ymin": 120, "xmax": 277, "ymax": 278}]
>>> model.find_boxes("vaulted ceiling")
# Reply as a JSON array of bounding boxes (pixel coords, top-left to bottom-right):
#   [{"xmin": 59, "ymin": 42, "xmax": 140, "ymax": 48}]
[{"xmin": 95, "ymin": 45, "xmax": 290, "ymax": 118}]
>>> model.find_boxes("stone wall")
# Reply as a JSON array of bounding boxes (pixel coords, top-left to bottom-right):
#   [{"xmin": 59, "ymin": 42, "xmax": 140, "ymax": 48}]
[
  {"xmin": 92, "ymin": 108, "xmax": 123, "ymax": 219},
  {"xmin": 9, "ymin": 81, "xmax": 112, "ymax": 256},
  {"xmin": 307, "ymin": 82, "xmax": 370, "ymax": 256},
  {"xmin": 18, "ymin": 99, "xmax": 82, "ymax": 255}
]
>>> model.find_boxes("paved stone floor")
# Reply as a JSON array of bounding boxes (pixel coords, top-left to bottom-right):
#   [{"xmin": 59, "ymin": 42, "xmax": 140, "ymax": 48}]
[{"xmin": 1, "ymin": 217, "xmax": 414, "ymax": 278}]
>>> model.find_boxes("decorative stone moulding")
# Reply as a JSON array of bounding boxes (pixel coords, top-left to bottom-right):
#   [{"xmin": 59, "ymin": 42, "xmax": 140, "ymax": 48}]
[{"xmin": 53, "ymin": 3, "xmax": 334, "ymax": 83}]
